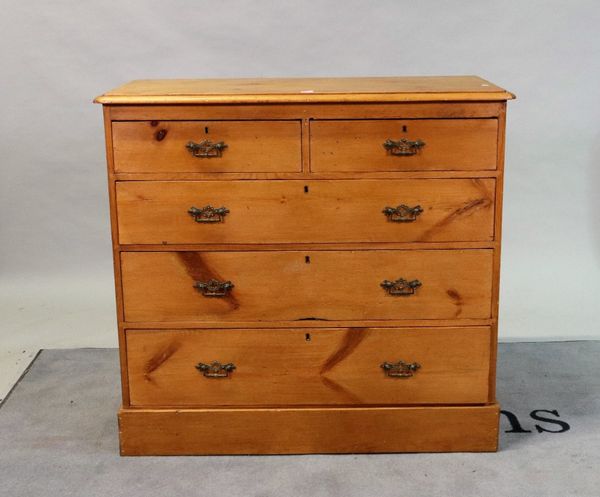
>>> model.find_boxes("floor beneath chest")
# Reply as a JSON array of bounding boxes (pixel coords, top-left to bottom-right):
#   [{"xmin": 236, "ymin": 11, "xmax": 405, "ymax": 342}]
[{"xmin": 0, "ymin": 342, "xmax": 598, "ymax": 497}]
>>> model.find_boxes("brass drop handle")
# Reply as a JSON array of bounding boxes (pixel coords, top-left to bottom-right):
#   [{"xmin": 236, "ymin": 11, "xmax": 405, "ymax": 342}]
[
  {"xmin": 193, "ymin": 279, "xmax": 234, "ymax": 297},
  {"xmin": 383, "ymin": 138, "xmax": 425, "ymax": 156},
  {"xmin": 196, "ymin": 361, "xmax": 236, "ymax": 378},
  {"xmin": 381, "ymin": 278, "xmax": 422, "ymax": 296},
  {"xmin": 382, "ymin": 204, "xmax": 423, "ymax": 223},
  {"xmin": 188, "ymin": 205, "xmax": 229, "ymax": 223},
  {"xmin": 186, "ymin": 139, "xmax": 228, "ymax": 158},
  {"xmin": 381, "ymin": 360, "xmax": 420, "ymax": 378}
]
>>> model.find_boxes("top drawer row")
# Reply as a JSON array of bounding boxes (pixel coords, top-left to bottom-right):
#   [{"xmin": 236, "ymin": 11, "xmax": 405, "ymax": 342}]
[{"xmin": 112, "ymin": 119, "xmax": 498, "ymax": 173}]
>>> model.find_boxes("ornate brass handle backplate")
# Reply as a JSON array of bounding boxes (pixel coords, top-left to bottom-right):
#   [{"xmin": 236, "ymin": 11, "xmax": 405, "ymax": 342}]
[
  {"xmin": 193, "ymin": 279, "xmax": 234, "ymax": 297},
  {"xmin": 196, "ymin": 361, "xmax": 236, "ymax": 378},
  {"xmin": 381, "ymin": 360, "xmax": 421, "ymax": 378},
  {"xmin": 381, "ymin": 278, "xmax": 422, "ymax": 296},
  {"xmin": 382, "ymin": 204, "xmax": 423, "ymax": 222},
  {"xmin": 186, "ymin": 139, "xmax": 228, "ymax": 158},
  {"xmin": 383, "ymin": 138, "xmax": 425, "ymax": 156},
  {"xmin": 188, "ymin": 205, "xmax": 229, "ymax": 223}
]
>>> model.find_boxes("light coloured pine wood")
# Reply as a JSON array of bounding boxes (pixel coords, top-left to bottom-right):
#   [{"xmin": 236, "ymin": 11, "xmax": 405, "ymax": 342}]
[
  {"xmin": 102, "ymin": 107, "xmax": 131, "ymax": 407},
  {"xmin": 120, "ymin": 249, "xmax": 493, "ymax": 323},
  {"xmin": 311, "ymin": 119, "xmax": 498, "ymax": 172},
  {"xmin": 96, "ymin": 76, "xmax": 513, "ymax": 454},
  {"xmin": 108, "ymin": 102, "xmax": 504, "ymax": 120},
  {"xmin": 489, "ymin": 102, "xmax": 508, "ymax": 401},
  {"xmin": 121, "ymin": 318, "xmax": 494, "ymax": 329},
  {"xmin": 118, "ymin": 404, "xmax": 500, "ymax": 455},
  {"xmin": 112, "ymin": 120, "xmax": 301, "ymax": 173},
  {"xmin": 301, "ymin": 118, "xmax": 310, "ymax": 172},
  {"xmin": 119, "ymin": 241, "xmax": 498, "ymax": 252},
  {"xmin": 116, "ymin": 179, "xmax": 496, "ymax": 245},
  {"xmin": 126, "ymin": 326, "xmax": 491, "ymax": 407},
  {"xmin": 94, "ymin": 76, "xmax": 514, "ymax": 104},
  {"xmin": 113, "ymin": 170, "xmax": 501, "ymax": 181}
]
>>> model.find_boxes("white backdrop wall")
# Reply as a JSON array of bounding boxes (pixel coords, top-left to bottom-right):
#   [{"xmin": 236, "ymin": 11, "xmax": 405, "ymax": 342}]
[{"xmin": 1, "ymin": 0, "xmax": 599, "ymax": 348}]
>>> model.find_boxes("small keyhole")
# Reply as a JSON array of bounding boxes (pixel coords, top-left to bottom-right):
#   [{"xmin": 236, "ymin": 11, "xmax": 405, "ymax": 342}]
[
  {"xmin": 402, "ymin": 125, "xmax": 408, "ymax": 132},
  {"xmin": 205, "ymin": 126, "xmax": 209, "ymax": 134},
  {"xmin": 305, "ymin": 255, "xmax": 310, "ymax": 264},
  {"xmin": 305, "ymin": 333, "xmax": 311, "ymax": 341},
  {"xmin": 304, "ymin": 185, "xmax": 309, "ymax": 193}
]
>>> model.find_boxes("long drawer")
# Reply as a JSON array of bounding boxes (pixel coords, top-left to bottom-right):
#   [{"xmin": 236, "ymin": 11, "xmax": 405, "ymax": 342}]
[
  {"xmin": 126, "ymin": 327, "xmax": 492, "ymax": 407},
  {"xmin": 112, "ymin": 120, "xmax": 302, "ymax": 173},
  {"xmin": 121, "ymin": 249, "xmax": 493, "ymax": 322},
  {"xmin": 116, "ymin": 179, "xmax": 496, "ymax": 244},
  {"xmin": 310, "ymin": 119, "xmax": 498, "ymax": 172}
]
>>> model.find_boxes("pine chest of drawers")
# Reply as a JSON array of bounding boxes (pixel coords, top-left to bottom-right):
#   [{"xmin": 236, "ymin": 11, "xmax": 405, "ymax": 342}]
[{"xmin": 95, "ymin": 76, "xmax": 514, "ymax": 455}]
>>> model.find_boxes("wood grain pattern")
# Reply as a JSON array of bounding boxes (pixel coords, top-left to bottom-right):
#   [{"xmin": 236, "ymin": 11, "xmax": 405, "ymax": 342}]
[
  {"xmin": 120, "ymin": 249, "xmax": 493, "ymax": 323},
  {"xmin": 311, "ymin": 119, "xmax": 498, "ymax": 172},
  {"xmin": 126, "ymin": 327, "xmax": 491, "ymax": 407},
  {"xmin": 94, "ymin": 76, "xmax": 514, "ymax": 104},
  {"xmin": 119, "ymin": 404, "xmax": 500, "ymax": 455},
  {"xmin": 116, "ymin": 179, "xmax": 496, "ymax": 245},
  {"xmin": 112, "ymin": 121, "xmax": 301, "ymax": 173}
]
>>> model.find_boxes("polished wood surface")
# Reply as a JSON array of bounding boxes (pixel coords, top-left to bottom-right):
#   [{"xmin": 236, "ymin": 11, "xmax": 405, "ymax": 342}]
[
  {"xmin": 116, "ymin": 179, "xmax": 496, "ymax": 245},
  {"xmin": 112, "ymin": 120, "xmax": 301, "ymax": 173},
  {"xmin": 95, "ymin": 76, "xmax": 514, "ymax": 104},
  {"xmin": 126, "ymin": 327, "xmax": 491, "ymax": 407},
  {"xmin": 311, "ymin": 119, "xmax": 498, "ymax": 172},
  {"xmin": 119, "ymin": 404, "xmax": 500, "ymax": 455},
  {"xmin": 120, "ymin": 249, "xmax": 493, "ymax": 323},
  {"xmin": 97, "ymin": 76, "xmax": 513, "ymax": 455}
]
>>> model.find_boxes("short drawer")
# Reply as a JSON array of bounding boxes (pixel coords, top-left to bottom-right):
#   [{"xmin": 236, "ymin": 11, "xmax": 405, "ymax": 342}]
[
  {"xmin": 116, "ymin": 178, "xmax": 495, "ymax": 244},
  {"xmin": 126, "ymin": 327, "xmax": 492, "ymax": 407},
  {"xmin": 112, "ymin": 120, "xmax": 302, "ymax": 173},
  {"xmin": 310, "ymin": 119, "xmax": 498, "ymax": 172},
  {"xmin": 121, "ymin": 249, "xmax": 493, "ymax": 323}
]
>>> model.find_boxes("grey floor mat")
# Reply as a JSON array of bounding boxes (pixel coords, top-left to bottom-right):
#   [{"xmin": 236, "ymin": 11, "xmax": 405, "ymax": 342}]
[{"xmin": 0, "ymin": 342, "xmax": 598, "ymax": 497}]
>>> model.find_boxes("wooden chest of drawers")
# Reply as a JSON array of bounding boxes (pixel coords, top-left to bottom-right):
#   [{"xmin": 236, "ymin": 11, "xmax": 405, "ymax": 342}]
[{"xmin": 95, "ymin": 76, "xmax": 514, "ymax": 455}]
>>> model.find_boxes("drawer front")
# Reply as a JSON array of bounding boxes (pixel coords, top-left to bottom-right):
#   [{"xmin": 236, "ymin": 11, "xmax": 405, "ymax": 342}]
[
  {"xmin": 116, "ymin": 179, "xmax": 495, "ymax": 244},
  {"xmin": 112, "ymin": 120, "xmax": 302, "ymax": 173},
  {"xmin": 121, "ymin": 249, "xmax": 493, "ymax": 322},
  {"xmin": 126, "ymin": 327, "xmax": 491, "ymax": 407},
  {"xmin": 310, "ymin": 119, "xmax": 498, "ymax": 172}
]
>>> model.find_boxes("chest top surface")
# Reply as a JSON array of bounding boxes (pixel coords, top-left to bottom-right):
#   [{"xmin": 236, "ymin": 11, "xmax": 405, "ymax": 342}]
[{"xmin": 94, "ymin": 76, "xmax": 514, "ymax": 104}]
